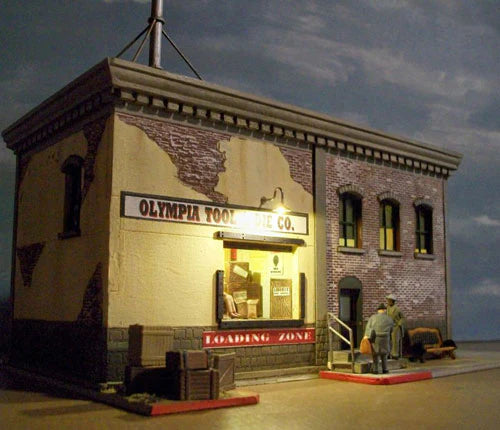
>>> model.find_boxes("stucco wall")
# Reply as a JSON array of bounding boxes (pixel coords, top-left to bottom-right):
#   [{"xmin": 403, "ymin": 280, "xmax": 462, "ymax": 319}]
[
  {"xmin": 14, "ymin": 117, "xmax": 112, "ymax": 322},
  {"xmin": 108, "ymin": 114, "xmax": 315, "ymax": 328}
]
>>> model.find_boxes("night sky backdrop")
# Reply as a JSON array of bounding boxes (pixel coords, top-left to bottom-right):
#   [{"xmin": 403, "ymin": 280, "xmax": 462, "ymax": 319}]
[{"xmin": 1, "ymin": 0, "xmax": 499, "ymax": 340}]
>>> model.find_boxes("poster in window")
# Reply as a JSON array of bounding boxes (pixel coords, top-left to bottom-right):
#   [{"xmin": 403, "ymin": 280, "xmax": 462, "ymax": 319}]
[
  {"xmin": 269, "ymin": 254, "xmax": 284, "ymax": 276},
  {"xmin": 270, "ymin": 279, "xmax": 292, "ymax": 319}
]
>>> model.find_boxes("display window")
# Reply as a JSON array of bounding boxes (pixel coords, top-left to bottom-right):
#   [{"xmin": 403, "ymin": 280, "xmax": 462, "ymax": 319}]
[{"xmin": 217, "ymin": 241, "xmax": 305, "ymax": 328}]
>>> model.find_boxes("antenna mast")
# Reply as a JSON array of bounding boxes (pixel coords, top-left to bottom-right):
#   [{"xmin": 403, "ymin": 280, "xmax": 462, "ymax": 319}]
[
  {"xmin": 149, "ymin": 0, "xmax": 163, "ymax": 68},
  {"xmin": 116, "ymin": 0, "xmax": 203, "ymax": 80}
]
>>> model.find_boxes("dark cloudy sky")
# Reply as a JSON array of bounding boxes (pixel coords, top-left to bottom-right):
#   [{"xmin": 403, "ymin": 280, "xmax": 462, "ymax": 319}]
[{"xmin": 1, "ymin": 0, "xmax": 499, "ymax": 340}]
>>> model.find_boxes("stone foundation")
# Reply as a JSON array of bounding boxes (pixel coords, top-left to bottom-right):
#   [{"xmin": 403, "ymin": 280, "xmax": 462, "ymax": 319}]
[{"xmin": 106, "ymin": 325, "xmax": 320, "ymax": 383}]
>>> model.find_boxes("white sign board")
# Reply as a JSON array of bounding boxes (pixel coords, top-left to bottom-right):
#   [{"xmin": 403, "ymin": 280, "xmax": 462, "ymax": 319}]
[{"xmin": 121, "ymin": 192, "xmax": 308, "ymax": 235}]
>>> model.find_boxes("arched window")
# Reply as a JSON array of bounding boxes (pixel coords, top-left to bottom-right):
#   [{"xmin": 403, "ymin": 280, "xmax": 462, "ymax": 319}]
[
  {"xmin": 339, "ymin": 193, "xmax": 362, "ymax": 248},
  {"xmin": 61, "ymin": 155, "xmax": 83, "ymax": 237},
  {"xmin": 415, "ymin": 204, "xmax": 433, "ymax": 254},
  {"xmin": 379, "ymin": 199, "xmax": 400, "ymax": 251}
]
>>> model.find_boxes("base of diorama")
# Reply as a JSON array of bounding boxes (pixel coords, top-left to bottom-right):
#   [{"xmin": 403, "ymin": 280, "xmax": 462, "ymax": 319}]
[
  {"xmin": 1, "ymin": 365, "xmax": 258, "ymax": 417},
  {"xmin": 319, "ymin": 370, "xmax": 433, "ymax": 385},
  {"xmin": 112, "ymin": 390, "xmax": 260, "ymax": 416}
]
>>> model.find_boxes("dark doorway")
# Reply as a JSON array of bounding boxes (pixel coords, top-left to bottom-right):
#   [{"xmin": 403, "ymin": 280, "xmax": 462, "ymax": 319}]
[{"xmin": 339, "ymin": 277, "xmax": 362, "ymax": 350}]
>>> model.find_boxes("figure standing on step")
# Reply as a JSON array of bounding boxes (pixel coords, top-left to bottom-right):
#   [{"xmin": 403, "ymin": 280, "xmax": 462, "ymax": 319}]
[
  {"xmin": 386, "ymin": 294, "xmax": 406, "ymax": 359},
  {"xmin": 364, "ymin": 303, "xmax": 394, "ymax": 374}
]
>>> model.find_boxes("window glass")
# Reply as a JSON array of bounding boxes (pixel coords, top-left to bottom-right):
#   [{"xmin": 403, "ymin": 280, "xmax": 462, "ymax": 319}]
[
  {"xmin": 222, "ymin": 243, "xmax": 300, "ymax": 321},
  {"xmin": 339, "ymin": 193, "xmax": 361, "ymax": 248},
  {"xmin": 380, "ymin": 201, "xmax": 398, "ymax": 251},
  {"xmin": 415, "ymin": 205, "xmax": 432, "ymax": 254}
]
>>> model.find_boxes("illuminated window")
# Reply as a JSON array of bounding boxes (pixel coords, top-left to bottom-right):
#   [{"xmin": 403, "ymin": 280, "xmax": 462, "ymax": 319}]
[
  {"xmin": 379, "ymin": 200, "xmax": 400, "ymax": 251},
  {"xmin": 220, "ymin": 243, "xmax": 302, "ymax": 322},
  {"xmin": 339, "ymin": 193, "xmax": 362, "ymax": 248},
  {"xmin": 415, "ymin": 205, "xmax": 432, "ymax": 254},
  {"xmin": 61, "ymin": 155, "xmax": 83, "ymax": 237}
]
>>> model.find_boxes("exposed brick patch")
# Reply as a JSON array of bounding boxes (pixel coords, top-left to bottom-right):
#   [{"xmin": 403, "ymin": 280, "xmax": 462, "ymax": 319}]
[
  {"xmin": 325, "ymin": 154, "xmax": 447, "ymax": 326},
  {"xmin": 278, "ymin": 147, "xmax": 313, "ymax": 195},
  {"xmin": 82, "ymin": 117, "xmax": 107, "ymax": 201},
  {"xmin": 16, "ymin": 242, "xmax": 45, "ymax": 287},
  {"xmin": 77, "ymin": 263, "xmax": 103, "ymax": 327},
  {"xmin": 118, "ymin": 114, "xmax": 229, "ymax": 203}
]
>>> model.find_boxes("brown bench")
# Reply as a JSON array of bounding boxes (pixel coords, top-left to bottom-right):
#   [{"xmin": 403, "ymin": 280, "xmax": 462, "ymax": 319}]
[{"xmin": 407, "ymin": 327, "xmax": 456, "ymax": 360}]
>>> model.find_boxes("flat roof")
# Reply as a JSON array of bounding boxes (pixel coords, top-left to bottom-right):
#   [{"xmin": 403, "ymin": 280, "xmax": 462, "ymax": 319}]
[{"xmin": 2, "ymin": 58, "xmax": 462, "ymax": 173}]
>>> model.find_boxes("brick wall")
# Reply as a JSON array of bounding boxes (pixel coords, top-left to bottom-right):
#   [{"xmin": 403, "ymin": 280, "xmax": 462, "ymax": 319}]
[
  {"xmin": 325, "ymin": 151, "xmax": 447, "ymax": 326},
  {"xmin": 279, "ymin": 146, "xmax": 313, "ymax": 195}
]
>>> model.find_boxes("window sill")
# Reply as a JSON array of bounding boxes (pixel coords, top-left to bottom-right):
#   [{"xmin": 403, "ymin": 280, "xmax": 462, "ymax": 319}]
[
  {"xmin": 414, "ymin": 252, "xmax": 435, "ymax": 260},
  {"xmin": 219, "ymin": 319, "xmax": 304, "ymax": 329},
  {"xmin": 58, "ymin": 230, "xmax": 81, "ymax": 240},
  {"xmin": 337, "ymin": 246, "xmax": 365, "ymax": 255},
  {"xmin": 378, "ymin": 250, "xmax": 403, "ymax": 258}
]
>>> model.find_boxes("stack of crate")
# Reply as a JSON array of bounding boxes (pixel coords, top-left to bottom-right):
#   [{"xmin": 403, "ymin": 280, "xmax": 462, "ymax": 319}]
[{"xmin": 165, "ymin": 350, "xmax": 219, "ymax": 400}]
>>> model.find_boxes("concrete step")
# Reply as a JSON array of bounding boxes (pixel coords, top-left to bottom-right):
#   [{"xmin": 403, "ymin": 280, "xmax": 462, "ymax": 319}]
[
  {"xmin": 235, "ymin": 366, "xmax": 322, "ymax": 386},
  {"xmin": 330, "ymin": 350, "xmax": 362, "ymax": 363},
  {"xmin": 328, "ymin": 356, "xmax": 408, "ymax": 374}
]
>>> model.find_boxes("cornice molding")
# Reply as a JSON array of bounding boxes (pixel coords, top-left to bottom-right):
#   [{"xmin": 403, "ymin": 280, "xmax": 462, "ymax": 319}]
[{"xmin": 2, "ymin": 58, "xmax": 462, "ymax": 176}]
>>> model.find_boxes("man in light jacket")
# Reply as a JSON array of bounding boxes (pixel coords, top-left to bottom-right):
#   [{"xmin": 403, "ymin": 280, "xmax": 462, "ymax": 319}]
[
  {"xmin": 386, "ymin": 294, "xmax": 406, "ymax": 359},
  {"xmin": 364, "ymin": 303, "xmax": 394, "ymax": 374}
]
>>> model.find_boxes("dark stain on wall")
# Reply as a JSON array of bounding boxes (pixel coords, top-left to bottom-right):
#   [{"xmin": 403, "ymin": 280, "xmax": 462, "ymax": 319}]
[
  {"xmin": 16, "ymin": 242, "xmax": 45, "ymax": 288},
  {"xmin": 18, "ymin": 154, "xmax": 32, "ymax": 189},
  {"xmin": 118, "ymin": 114, "xmax": 228, "ymax": 203},
  {"xmin": 77, "ymin": 262, "xmax": 103, "ymax": 327},
  {"xmin": 82, "ymin": 117, "xmax": 107, "ymax": 201}
]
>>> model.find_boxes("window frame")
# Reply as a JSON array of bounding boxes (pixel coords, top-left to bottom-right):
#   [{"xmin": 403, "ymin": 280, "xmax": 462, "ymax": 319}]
[
  {"xmin": 379, "ymin": 199, "xmax": 400, "ymax": 251},
  {"xmin": 339, "ymin": 192, "xmax": 362, "ymax": 249},
  {"xmin": 415, "ymin": 204, "xmax": 433, "ymax": 255},
  {"xmin": 215, "ymin": 238, "xmax": 306, "ymax": 329}
]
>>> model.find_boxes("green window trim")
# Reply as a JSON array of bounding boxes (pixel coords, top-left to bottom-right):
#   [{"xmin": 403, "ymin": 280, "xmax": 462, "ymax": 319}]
[
  {"xmin": 415, "ymin": 205, "xmax": 433, "ymax": 254},
  {"xmin": 379, "ymin": 200, "xmax": 400, "ymax": 251},
  {"xmin": 339, "ymin": 193, "xmax": 362, "ymax": 248}
]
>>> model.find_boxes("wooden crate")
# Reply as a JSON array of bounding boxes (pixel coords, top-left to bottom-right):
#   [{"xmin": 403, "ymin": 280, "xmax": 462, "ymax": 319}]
[
  {"xmin": 165, "ymin": 350, "xmax": 209, "ymax": 371},
  {"xmin": 128, "ymin": 325, "xmax": 174, "ymax": 367},
  {"xmin": 185, "ymin": 369, "xmax": 219, "ymax": 400},
  {"xmin": 213, "ymin": 352, "xmax": 236, "ymax": 391}
]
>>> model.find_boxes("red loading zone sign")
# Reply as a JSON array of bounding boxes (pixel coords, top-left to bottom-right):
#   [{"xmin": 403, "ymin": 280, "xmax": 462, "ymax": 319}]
[
  {"xmin": 121, "ymin": 192, "xmax": 308, "ymax": 235},
  {"xmin": 203, "ymin": 328, "xmax": 315, "ymax": 348}
]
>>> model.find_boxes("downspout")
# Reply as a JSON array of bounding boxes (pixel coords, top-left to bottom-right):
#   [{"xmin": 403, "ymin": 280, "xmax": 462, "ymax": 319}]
[{"xmin": 443, "ymin": 178, "xmax": 452, "ymax": 338}]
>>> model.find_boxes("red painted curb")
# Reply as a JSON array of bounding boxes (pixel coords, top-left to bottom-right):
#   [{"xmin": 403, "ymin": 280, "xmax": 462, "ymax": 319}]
[
  {"xmin": 150, "ymin": 393, "xmax": 260, "ymax": 416},
  {"xmin": 319, "ymin": 370, "xmax": 433, "ymax": 385}
]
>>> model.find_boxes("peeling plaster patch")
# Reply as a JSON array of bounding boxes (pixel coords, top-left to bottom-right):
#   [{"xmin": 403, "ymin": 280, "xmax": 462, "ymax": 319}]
[
  {"xmin": 278, "ymin": 146, "xmax": 313, "ymax": 195},
  {"xmin": 16, "ymin": 242, "xmax": 45, "ymax": 287},
  {"xmin": 77, "ymin": 262, "xmax": 103, "ymax": 327},
  {"xmin": 118, "ymin": 114, "xmax": 228, "ymax": 203},
  {"xmin": 82, "ymin": 117, "xmax": 107, "ymax": 201}
]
